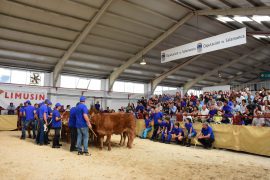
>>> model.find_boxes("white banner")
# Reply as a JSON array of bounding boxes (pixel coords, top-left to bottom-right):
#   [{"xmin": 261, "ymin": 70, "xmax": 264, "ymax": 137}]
[
  {"xmin": 161, "ymin": 28, "xmax": 246, "ymax": 63},
  {"xmin": 202, "ymin": 85, "xmax": 230, "ymax": 94},
  {"xmin": 0, "ymin": 85, "xmax": 47, "ymax": 108}
]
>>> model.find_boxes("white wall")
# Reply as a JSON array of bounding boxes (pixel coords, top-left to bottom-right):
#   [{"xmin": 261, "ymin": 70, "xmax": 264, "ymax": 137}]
[{"xmin": 0, "ymin": 82, "xmax": 143, "ymax": 111}]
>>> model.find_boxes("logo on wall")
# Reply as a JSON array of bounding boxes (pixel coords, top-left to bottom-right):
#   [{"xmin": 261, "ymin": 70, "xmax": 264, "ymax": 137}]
[
  {"xmin": 161, "ymin": 53, "xmax": 165, "ymax": 62},
  {"xmin": 30, "ymin": 72, "xmax": 41, "ymax": 85},
  {"xmin": 197, "ymin": 43, "xmax": 202, "ymax": 53}
]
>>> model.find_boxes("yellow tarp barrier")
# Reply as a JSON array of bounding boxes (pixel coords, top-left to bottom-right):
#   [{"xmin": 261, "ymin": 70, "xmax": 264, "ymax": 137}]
[
  {"xmin": 136, "ymin": 119, "xmax": 270, "ymax": 156},
  {"xmin": 0, "ymin": 115, "xmax": 17, "ymax": 131}
]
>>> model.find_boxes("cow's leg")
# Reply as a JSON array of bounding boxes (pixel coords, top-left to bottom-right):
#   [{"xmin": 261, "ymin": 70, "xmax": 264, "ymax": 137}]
[
  {"xmin": 127, "ymin": 131, "xmax": 135, "ymax": 149},
  {"xmin": 119, "ymin": 133, "xmax": 123, "ymax": 146},
  {"xmin": 107, "ymin": 134, "xmax": 112, "ymax": 151},
  {"xmin": 122, "ymin": 132, "xmax": 127, "ymax": 146},
  {"xmin": 104, "ymin": 136, "xmax": 109, "ymax": 146},
  {"xmin": 99, "ymin": 135, "xmax": 104, "ymax": 150}
]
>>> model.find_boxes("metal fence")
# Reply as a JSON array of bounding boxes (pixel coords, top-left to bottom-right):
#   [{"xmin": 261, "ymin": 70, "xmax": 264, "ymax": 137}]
[{"xmin": 230, "ymin": 80, "xmax": 270, "ymax": 92}]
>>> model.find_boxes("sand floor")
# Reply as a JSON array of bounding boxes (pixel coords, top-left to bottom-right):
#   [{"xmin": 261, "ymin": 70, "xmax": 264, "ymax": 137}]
[{"xmin": 0, "ymin": 131, "xmax": 269, "ymax": 180}]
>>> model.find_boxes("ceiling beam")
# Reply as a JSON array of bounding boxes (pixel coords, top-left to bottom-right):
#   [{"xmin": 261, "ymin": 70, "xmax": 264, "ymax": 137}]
[
  {"xmin": 52, "ymin": 0, "xmax": 114, "ymax": 86},
  {"xmin": 108, "ymin": 12, "xmax": 194, "ymax": 90},
  {"xmin": 150, "ymin": 55, "xmax": 202, "ymax": 92},
  {"xmin": 183, "ymin": 46, "xmax": 266, "ymax": 90},
  {"xmin": 197, "ymin": 6, "xmax": 270, "ymax": 16},
  {"xmin": 219, "ymin": 62, "xmax": 270, "ymax": 85}
]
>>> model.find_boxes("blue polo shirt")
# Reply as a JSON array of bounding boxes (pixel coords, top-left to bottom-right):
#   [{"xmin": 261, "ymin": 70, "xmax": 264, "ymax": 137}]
[
  {"xmin": 172, "ymin": 127, "xmax": 184, "ymax": 136},
  {"xmin": 209, "ymin": 109, "xmax": 217, "ymax": 118},
  {"xmin": 144, "ymin": 118, "xmax": 152, "ymax": 128},
  {"xmin": 52, "ymin": 109, "xmax": 61, "ymax": 128},
  {"xmin": 75, "ymin": 103, "xmax": 89, "ymax": 128},
  {"xmin": 39, "ymin": 104, "xmax": 48, "ymax": 120},
  {"xmin": 222, "ymin": 105, "xmax": 231, "ymax": 113},
  {"xmin": 159, "ymin": 120, "xmax": 166, "ymax": 128},
  {"xmin": 47, "ymin": 106, "xmax": 53, "ymax": 117},
  {"xmin": 185, "ymin": 122, "xmax": 196, "ymax": 134},
  {"xmin": 150, "ymin": 112, "xmax": 163, "ymax": 125},
  {"xmin": 25, "ymin": 105, "xmax": 35, "ymax": 121},
  {"xmin": 95, "ymin": 104, "xmax": 100, "ymax": 111},
  {"xmin": 165, "ymin": 121, "xmax": 173, "ymax": 132},
  {"xmin": 201, "ymin": 126, "xmax": 215, "ymax": 140},
  {"xmin": 20, "ymin": 107, "xmax": 26, "ymax": 121},
  {"xmin": 68, "ymin": 107, "xmax": 77, "ymax": 128},
  {"xmin": 136, "ymin": 105, "xmax": 145, "ymax": 112}
]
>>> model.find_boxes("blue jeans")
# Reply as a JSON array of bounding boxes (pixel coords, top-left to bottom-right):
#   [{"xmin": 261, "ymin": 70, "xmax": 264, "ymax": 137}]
[
  {"xmin": 30, "ymin": 119, "xmax": 37, "ymax": 137},
  {"xmin": 161, "ymin": 131, "xmax": 170, "ymax": 142},
  {"xmin": 37, "ymin": 119, "xmax": 45, "ymax": 145},
  {"xmin": 167, "ymin": 132, "xmax": 173, "ymax": 142},
  {"xmin": 188, "ymin": 132, "xmax": 197, "ymax": 139},
  {"xmin": 21, "ymin": 120, "xmax": 31, "ymax": 138},
  {"xmin": 77, "ymin": 127, "xmax": 89, "ymax": 153},
  {"xmin": 141, "ymin": 127, "xmax": 152, "ymax": 139}
]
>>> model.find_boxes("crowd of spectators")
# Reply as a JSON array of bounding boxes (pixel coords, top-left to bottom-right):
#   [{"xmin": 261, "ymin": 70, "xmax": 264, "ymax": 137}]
[{"xmin": 130, "ymin": 88, "xmax": 270, "ymax": 127}]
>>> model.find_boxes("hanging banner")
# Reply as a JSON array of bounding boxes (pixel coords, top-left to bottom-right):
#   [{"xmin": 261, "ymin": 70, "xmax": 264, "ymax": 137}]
[
  {"xmin": 202, "ymin": 85, "xmax": 230, "ymax": 94},
  {"xmin": 0, "ymin": 85, "xmax": 47, "ymax": 108},
  {"xmin": 161, "ymin": 27, "xmax": 246, "ymax": 63}
]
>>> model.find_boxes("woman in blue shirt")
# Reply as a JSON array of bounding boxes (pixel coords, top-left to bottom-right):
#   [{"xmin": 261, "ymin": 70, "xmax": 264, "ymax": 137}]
[
  {"xmin": 141, "ymin": 114, "xmax": 152, "ymax": 139},
  {"xmin": 52, "ymin": 103, "xmax": 62, "ymax": 148},
  {"xmin": 185, "ymin": 117, "xmax": 197, "ymax": 147}
]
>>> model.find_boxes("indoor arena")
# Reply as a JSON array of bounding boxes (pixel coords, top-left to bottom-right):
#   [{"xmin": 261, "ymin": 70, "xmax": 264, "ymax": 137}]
[{"xmin": 0, "ymin": 0, "xmax": 270, "ymax": 180}]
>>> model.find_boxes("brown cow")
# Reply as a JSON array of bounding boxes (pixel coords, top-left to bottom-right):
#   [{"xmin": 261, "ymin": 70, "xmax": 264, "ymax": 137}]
[{"xmin": 90, "ymin": 112, "xmax": 135, "ymax": 151}]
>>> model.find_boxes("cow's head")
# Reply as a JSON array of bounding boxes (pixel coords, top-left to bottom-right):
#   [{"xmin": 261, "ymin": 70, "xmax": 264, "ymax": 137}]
[{"xmin": 89, "ymin": 109, "xmax": 100, "ymax": 125}]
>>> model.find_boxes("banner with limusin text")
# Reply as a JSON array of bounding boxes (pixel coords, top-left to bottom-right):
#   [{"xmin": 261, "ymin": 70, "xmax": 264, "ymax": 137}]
[
  {"xmin": 0, "ymin": 85, "xmax": 47, "ymax": 109},
  {"xmin": 161, "ymin": 28, "xmax": 246, "ymax": 63}
]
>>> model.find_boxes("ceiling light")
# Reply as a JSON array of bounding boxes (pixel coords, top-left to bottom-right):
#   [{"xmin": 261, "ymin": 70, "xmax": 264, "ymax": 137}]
[
  {"xmin": 216, "ymin": 16, "xmax": 234, "ymax": 23},
  {"xmin": 252, "ymin": 15, "xmax": 270, "ymax": 23},
  {"xmin": 253, "ymin": 35, "xmax": 268, "ymax": 39},
  {"xmin": 236, "ymin": 72, "xmax": 243, "ymax": 75},
  {"xmin": 140, "ymin": 57, "xmax": 146, "ymax": 65},
  {"xmin": 233, "ymin": 16, "xmax": 252, "ymax": 23}
]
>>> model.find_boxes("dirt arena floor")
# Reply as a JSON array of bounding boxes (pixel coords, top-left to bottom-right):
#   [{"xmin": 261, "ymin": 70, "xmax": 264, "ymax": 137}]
[{"xmin": 0, "ymin": 131, "xmax": 269, "ymax": 180}]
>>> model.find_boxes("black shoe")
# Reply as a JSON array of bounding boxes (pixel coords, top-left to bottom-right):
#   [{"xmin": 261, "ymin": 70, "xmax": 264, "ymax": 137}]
[
  {"xmin": 40, "ymin": 144, "xmax": 44, "ymax": 146},
  {"xmin": 84, "ymin": 152, "xmax": 91, "ymax": 156},
  {"xmin": 78, "ymin": 151, "xmax": 83, "ymax": 155},
  {"xmin": 28, "ymin": 135, "xmax": 32, "ymax": 138},
  {"xmin": 58, "ymin": 144, "xmax": 62, "ymax": 146},
  {"xmin": 20, "ymin": 136, "xmax": 25, "ymax": 140},
  {"xmin": 33, "ymin": 135, "xmax": 36, "ymax": 139},
  {"xmin": 52, "ymin": 145, "xmax": 60, "ymax": 148},
  {"xmin": 70, "ymin": 147, "xmax": 77, "ymax": 152}
]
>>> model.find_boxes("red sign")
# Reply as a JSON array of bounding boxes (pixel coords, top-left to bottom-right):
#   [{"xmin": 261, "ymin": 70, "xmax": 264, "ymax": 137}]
[{"xmin": 0, "ymin": 89, "xmax": 45, "ymax": 101}]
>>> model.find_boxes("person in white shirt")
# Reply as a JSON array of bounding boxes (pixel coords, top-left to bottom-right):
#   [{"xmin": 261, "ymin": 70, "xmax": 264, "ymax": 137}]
[
  {"xmin": 200, "ymin": 105, "xmax": 209, "ymax": 123},
  {"xmin": 263, "ymin": 91, "xmax": 270, "ymax": 102},
  {"xmin": 236, "ymin": 93, "xmax": 245, "ymax": 105},
  {"xmin": 232, "ymin": 101, "xmax": 241, "ymax": 115},
  {"xmin": 240, "ymin": 99, "xmax": 247, "ymax": 114}
]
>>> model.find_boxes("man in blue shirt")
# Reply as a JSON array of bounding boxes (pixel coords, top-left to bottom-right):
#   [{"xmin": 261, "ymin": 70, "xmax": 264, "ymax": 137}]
[
  {"xmin": 150, "ymin": 108, "xmax": 163, "ymax": 141},
  {"xmin": 198, "ymin": 122, "xmax": 215, "ymax": 149},
  {"xmin": 52, "ymin": 103, "xmax": 62, "ymax": 148},
  {"xmin": 167, "ymin": 122, "xmax": 184, "ymax": 144},
  {"xmin": 33, "ymin": 103, "xmax": 39, "ymax": 139},
  {"xmin": 69, "ymin": 103, "xmax": 78, "ymax": 152},
  {"xmin": 161, "ymin": 117, "xmax": 173, "ymax": 143},
  {"xmin": 76, "ymin": 96, "xmax": 92, "ymax": 156},
  {"xmin": 19, "ymin": 102, "xmax": 26, "ymax": 139},
  {"xmin": 23, "ymin": 100, "xmax": 35, "ymax": 139},
  {"xmin": 135, "ymin": 102, "xmax": 145, "ymax": 112},
  {"xmin": 37, "ymin": 100, "xmax": 50, "ymax": 145},
  {"xmin": 94, "ymin": 101, "xmax": 100, "ymax": 111},
  {"xmin": 45, "ymin": 101, "xmax": 53, "ymax": 144}
]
